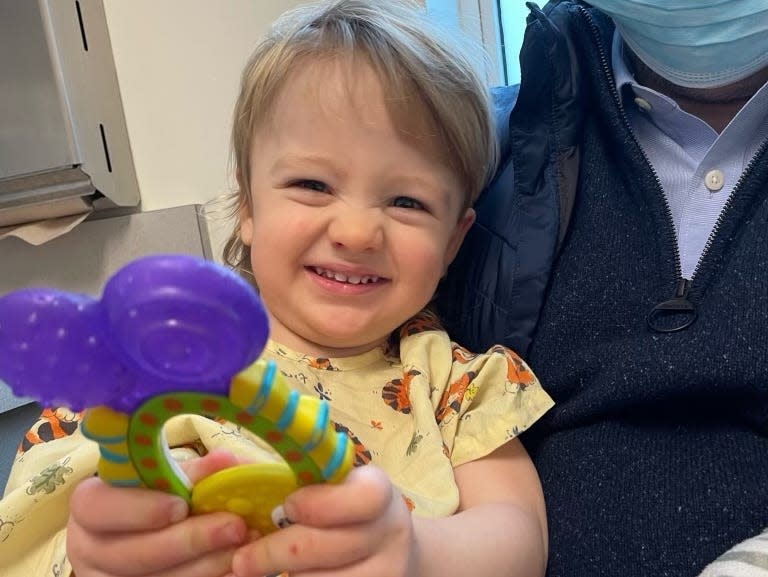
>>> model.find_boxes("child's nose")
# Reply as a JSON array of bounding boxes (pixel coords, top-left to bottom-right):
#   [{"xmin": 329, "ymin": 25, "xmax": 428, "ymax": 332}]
[{"xmin": 328, "ymin": 206, "xmax": 384, "ymax": 252}]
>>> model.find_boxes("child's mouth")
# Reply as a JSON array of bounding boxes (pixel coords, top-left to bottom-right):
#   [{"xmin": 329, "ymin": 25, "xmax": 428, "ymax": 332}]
[{"xmin": 310, "ymin": 266, "xmax": 383, "ymax": 285}]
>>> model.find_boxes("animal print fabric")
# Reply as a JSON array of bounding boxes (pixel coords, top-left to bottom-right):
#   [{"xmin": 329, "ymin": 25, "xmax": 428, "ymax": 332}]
[{"xmin": 0, "ymin": 311, "xmax": 553, "ymax": 575}]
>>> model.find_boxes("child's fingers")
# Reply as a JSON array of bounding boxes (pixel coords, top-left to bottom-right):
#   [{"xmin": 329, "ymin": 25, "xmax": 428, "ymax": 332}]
[
  {"xmin": 70, "ymin": 449, "xmax": 242, "ymax": 533},
  {"xmin": 179, "ymin": 447, "xmax": 243, "ymax": 483},
  {"xmin": 67, "ymin": 509, "xmax": 248, "ymax": 576},
  {"xmin": 67, "ymin": 450, "xmax": 256, "ymax": 576},
  {"xmin": 232, "ymin": 523, "xmax": 373, "ymax": 576},
  {"xmin": 232, "ymin": 503, "xmax": 414, "ymax": 577},
  {"xmin": 148, "ymin": 547, "xmax": 239, "ymax": 577},
  {"xmin": 69, "ymin": 476, "xmax": 190, "ymax": 532},
  {"xmin": 282, "ymin": 465, "xmax": 394, "ymax": 528},
  {"xmin": 229, "ymin": 466, "xmax": 414, "ymax": 576}
]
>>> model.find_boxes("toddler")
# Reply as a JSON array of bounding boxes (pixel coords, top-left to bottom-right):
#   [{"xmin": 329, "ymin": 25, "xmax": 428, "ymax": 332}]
[{"xmin": 0, "ymin": 1, "xmax": 553, "ymax": 576}]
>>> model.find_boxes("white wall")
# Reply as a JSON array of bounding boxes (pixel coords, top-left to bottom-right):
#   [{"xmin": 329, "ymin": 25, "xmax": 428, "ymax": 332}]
[{"xmin": 101, "ymin": 1, "xmax": 306, "ymax": 256}]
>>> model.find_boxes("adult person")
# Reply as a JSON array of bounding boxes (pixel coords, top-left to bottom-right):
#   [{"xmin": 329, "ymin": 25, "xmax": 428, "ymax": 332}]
[{"xmin": 437, "ymin": 1, "xmax": 768, "ymax": 576}]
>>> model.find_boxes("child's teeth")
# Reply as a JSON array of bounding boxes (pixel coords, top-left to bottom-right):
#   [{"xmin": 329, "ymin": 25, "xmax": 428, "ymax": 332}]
[{"xmin": 315, "ymin": 267, "xmax": 379, "ymax": 284}]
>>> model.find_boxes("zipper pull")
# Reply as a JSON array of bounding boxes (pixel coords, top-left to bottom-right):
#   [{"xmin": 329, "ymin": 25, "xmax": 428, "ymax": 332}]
[{"xmin": 646, "ymin": 278, "xmax": 697, "ymax": 333}]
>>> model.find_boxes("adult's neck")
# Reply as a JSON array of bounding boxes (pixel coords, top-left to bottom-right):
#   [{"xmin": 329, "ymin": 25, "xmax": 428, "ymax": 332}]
[{"xmin": 628, "ymin": 51, "xmax": 768, "ymax": 133}]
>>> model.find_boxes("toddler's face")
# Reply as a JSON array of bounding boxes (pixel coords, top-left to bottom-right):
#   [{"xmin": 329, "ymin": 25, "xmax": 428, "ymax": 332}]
[{"xmin": 239, "ymin": 57, "xmax": 474, "ymax": 358}]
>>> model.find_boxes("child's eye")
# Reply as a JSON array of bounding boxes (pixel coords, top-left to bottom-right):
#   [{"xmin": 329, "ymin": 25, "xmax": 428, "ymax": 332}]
[
  {"xmin": 392, "ymin": 196, "xmax": 425, "ymax": 210},
  {"xmin": 291, "ymin": 179, "xmax": 329, "ymax": 193}
]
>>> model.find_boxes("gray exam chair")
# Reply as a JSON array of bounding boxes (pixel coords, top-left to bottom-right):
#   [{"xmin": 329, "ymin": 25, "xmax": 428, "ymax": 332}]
[{"xmin": 0, "ymin": 382, "xmax": 41, "ymax": 493}]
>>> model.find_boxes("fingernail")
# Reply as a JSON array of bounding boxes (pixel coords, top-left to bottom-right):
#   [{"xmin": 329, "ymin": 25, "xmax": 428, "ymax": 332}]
[
  {"xmin": 224, "ymin": 521, "xmax": 247, "ymax": 545},
  {"xmin": 169, "ymin": 498, "xmax": 189, "ymax": 523},
  {"xmin": 281, "ymin": 499, "xmax": 297, "ymax": 522}
]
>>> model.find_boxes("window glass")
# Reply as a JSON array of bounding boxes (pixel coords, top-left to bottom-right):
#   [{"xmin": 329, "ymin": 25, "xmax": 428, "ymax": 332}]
[
  {"xmin": 425, "ymin": 0, "xmax": 529, "ymax": 86},
  {"xmin": 498, "ymin": 1, "xmax": 528, "ymax": 84}
]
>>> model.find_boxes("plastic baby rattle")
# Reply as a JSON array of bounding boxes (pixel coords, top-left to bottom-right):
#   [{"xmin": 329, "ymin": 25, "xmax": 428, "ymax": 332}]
[{"xmin": 0, "ymin": 254, "xmax": 353, "ymax": 534}]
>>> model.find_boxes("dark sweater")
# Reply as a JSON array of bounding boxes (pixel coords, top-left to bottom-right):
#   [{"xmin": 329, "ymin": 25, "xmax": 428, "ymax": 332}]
[
  {"xmin": 527, "ymin": 118, "xmax": 768, "ymax": 577},
  {"xmin": 441, "ymin": 2, "xmax": 768, "ymax": 576}
]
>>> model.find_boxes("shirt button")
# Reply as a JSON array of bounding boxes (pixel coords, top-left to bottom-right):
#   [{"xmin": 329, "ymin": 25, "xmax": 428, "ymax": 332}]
[
  {"xmin": 705, "ymin": 169, "xmax": 725, "ymax": 192},
  {"xmin": 634, "ymin": 97, "xmax": 652, "ymax": 112}
]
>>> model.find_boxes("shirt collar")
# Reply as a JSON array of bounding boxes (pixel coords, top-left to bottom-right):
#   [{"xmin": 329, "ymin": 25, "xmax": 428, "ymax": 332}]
[
  {"xmin": 610, "ymin": 30, "xmax": 680, "ymax": 115},
  {"xmin": 611, "ymin": 30, "xmax": 634, "ymax": 93}
]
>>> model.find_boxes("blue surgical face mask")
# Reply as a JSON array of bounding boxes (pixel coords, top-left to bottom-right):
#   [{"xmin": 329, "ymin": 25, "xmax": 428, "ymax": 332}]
[{"xmin": 587, "ymin": 0, "xmax": 768, "ymax": 88}]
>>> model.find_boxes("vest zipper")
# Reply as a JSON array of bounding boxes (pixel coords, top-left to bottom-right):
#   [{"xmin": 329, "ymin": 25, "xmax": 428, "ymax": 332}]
[
  {"xmin": 646, "ymin": 278, "xmax": 696, "ymax": 333},
  {"xmin": 578, "ymin": 6, "xmax": 765, "ymax": 333}
]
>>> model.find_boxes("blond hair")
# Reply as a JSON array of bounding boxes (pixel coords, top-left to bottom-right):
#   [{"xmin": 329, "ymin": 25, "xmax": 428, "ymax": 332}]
[{"xmin": 223, "ymin": 0, "xmax": 497, "ymax": 278}]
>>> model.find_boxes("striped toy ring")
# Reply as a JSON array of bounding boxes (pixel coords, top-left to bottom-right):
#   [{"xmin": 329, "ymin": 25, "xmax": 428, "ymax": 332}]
[{"xmin": 84, "ymin": 359, "xmax": 354, "ymax": 532}]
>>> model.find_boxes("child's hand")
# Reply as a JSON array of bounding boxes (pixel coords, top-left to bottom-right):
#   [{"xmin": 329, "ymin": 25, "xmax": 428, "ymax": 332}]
[
  {"xmin": 231, "ymin": 465, "xmax": 416, "ymax": 577},
  {"xmin": 66, "ymin": 449, "xmax": 252, "ymax": 577}
]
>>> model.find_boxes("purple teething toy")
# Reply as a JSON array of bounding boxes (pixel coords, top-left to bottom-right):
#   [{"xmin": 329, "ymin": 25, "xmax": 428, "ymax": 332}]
[{"xmin": 0, "ymin": 254, "xmax": 269, "ymax": 413}]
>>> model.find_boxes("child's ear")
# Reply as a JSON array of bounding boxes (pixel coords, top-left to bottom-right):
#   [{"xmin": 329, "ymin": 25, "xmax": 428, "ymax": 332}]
[
  {"xmin": 238, "ymin": 199, "xmax": 254, "ymax": 247},
  {"xmin": 443, "ymin": 207, "xmax": 475, "ymax": 270}
]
